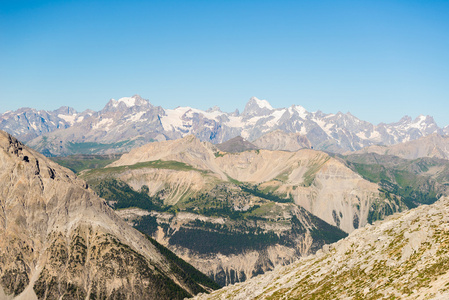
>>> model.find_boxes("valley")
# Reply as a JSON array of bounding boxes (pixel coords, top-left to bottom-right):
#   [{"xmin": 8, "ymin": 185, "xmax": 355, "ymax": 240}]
[{"xmin": 51, "ymin": 133, "xmax": 447, "ymax": 289}]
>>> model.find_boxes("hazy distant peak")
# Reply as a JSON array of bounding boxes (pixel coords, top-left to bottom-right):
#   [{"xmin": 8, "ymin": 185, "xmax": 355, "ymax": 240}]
[
  {"xmin": 54, "ymin": 106, "xmax": 77, "ymax": 115},
  {"xmin": 206, "ymin": 105, "xmax": 222, "ymax": 113},
  {"xmin": 251, "ymin": 97, "xmax": 273, "ymax": 109},
  {"xmin": 102, "ymin": 95, "xmax": 151, "ymax": 113},
  {"xmin": 242, "ymin": 97, "xmax": 274, "ymax": 116}
]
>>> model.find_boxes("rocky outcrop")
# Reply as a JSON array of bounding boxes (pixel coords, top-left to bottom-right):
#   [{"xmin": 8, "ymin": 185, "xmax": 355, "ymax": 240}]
[
  {"xmin": 0, "ymin": 130, "xmax": 218, "ymax": 299},
  {"xmin": 195, "ymin": 196, "xmax": 449, "ymax": 299}
]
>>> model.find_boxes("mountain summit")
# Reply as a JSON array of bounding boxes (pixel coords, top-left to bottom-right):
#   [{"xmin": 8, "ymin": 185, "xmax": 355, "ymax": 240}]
[{"xmin": 242, "ymin": 97, "xmax": 274, "ymax": 117}]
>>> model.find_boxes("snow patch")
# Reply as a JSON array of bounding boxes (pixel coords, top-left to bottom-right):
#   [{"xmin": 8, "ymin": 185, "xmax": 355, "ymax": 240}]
[
  {"xmin": 312, "ymin": 118, "xmax": 333, "ymax": 136},
  {"xmin": 225, "ymin": 116, "xmax": 245, "ymax": 128},
  {"xmin": 128, "ymin": 111, "xmax": 145, "ymax": 122},
  {"xmin": 244, "ymin": 116, "xmax": 265, "ymax": 126},
  {"xmin": 294, "ymin": 105, "xmax": 307, "ymax": 119},
  {"xmin": 58, "ymin": 114, "xmax": 77, "ymax": 125},
  {"xmin": 161, "ymin": 108, "xmax": 191, "ymax": 131},
  {"xmin": 161, "ymin": 106, "xmax": 226, "ymax": 131},
  {"xmin": 93, "ymin": 118, "xmax": 113, "ymax": 130},
  {"xmin": 117, "ymin": 97, "xmax": 136, "ymax": 107},
  {"xmin": 265, "ymin": 109, "xmax": 286, "ymax": 127},
  {"xmin": 410, "ymin": 115, "xmax": 429, "ymax": 131},
  {"xmin": 253, "ymin": 97, "xmax": 273, "ymax": 110}
]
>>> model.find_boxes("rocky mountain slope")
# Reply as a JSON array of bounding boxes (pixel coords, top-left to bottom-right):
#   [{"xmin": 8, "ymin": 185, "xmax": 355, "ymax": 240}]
[
  {"xmin": 351, "ymin": 133, "xmax": 449, "ymax": 160},
  {"xmin": 0, "ymin": 130, "xmax": 219, "ymax": 299},
  {"xmin": 215, "ymin": 136, "xmax": 258, "ymax": 153},
  {"xmin": 252, "ymin": 130, "xmax": 311, "ymax": 152},
  {"xmin": 195, "ymin": 195, "xmax": 449, "ymax": 299},
  {"xmin": 76, "ymin": 136, "xmax": 424, "ymax": 286},
  {"xmin": 0, "ymin": 106, "xmax": 92, "ymax": 143},
  {"xmin": 2, "ymin": 95, "xmax": 447, "ymax": 156}
]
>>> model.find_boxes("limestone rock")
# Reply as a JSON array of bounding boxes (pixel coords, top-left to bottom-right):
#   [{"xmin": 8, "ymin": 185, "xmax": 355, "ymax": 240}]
[{"xmin": 0, "ymin": 130, "xmax": 218, "ymax": 299}]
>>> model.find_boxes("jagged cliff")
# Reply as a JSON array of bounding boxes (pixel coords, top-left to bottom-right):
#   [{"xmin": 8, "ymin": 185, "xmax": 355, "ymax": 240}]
[
  {"xmin": 194, "ymin": 196, "xmax": 449, "ymax": 299},
  {"xmin": 0, "ymin": 130, "xmax": 219, "ymax": 299}
]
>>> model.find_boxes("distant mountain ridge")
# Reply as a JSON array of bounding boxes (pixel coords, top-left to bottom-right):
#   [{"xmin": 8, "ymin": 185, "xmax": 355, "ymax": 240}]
[
  {"xmin": 2, "ymin": 95, "xmax": 448, "ymax": 156},
  {"xmin": 350, "ymin": 133, "xmax": 449, "ymax": 160}
]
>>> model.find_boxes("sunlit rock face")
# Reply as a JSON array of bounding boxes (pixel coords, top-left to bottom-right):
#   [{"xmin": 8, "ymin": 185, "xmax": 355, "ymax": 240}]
[{"xmin": 0, "ymin": 130, "xmax": 218, "ymax": 300}]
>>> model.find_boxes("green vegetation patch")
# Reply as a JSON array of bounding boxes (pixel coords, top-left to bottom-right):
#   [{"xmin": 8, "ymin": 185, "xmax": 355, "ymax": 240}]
[
  {"xmin": 51, "ymin": 154, "xmax": 122, "ymax": 173},
  {"xmin": 307, "ymin": 211, "xmax": 348, "ymax": 245},
  {"xmin": 66, "ymin": 140, "xmax": 137, "ymax": 155},
  {"xmin": 82, "ymin": 160, "xmax": 206, "ymax": 181},
  {"xmin": 169, "ymin": 227, "xmax": 280, "ymax": 256},
  {"xmin": 344, "ymin": 156, "xmax": 446, "ymax": 209},
  {"xmin": 94, "ymin": 178, "xmax": 164, "ymax": 211},
  {"xmin": 240, "ymin": 184, "xmax": 293, "ymax": 203},
  {"xmin": 134, "ymin": 214, "xmax": 160, "ymax": 236},
  {"xmin": 302, "ymin": 155, "xmax": 331, "ymax": 187},
  {"xmin": 146, "ymin": 235, "xmax": 221, "ymax": 292}
]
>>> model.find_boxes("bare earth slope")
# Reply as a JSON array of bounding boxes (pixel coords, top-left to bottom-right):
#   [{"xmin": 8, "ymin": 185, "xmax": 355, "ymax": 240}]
[
  {"xmin": 195, "ymin": 196, "xmax": 449, "ymax": 299},
  {"xmin": 0, "ymin": 130, "xmax": 218, "ymax": 299}
]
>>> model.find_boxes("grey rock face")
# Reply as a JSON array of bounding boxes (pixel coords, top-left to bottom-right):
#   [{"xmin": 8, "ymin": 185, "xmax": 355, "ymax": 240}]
[
  {"xmin": 0, "ymin": 106, "xmax": 90, "ymax": 142},
  {"xmin": 216, "ymin": 136, "xmax": 258, "ymax": 153}
]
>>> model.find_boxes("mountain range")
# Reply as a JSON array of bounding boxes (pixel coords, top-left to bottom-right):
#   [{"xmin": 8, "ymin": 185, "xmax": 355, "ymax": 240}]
[
  {"xmin": 1, "ymin": 95, "xmax": 448, "ymax": 156},
  {"xmin": 2, "ymin": 120, "xmax": 449, "ymax": 298},
  {"xmin": 2, "ymin": 94, "xmax": 449, "ymax": 298}
]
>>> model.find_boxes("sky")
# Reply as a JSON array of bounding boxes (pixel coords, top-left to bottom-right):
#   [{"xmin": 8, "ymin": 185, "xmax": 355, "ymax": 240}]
[{"xmin": 1, "ymin": 0, "xmax": 448, "ymax": 126}]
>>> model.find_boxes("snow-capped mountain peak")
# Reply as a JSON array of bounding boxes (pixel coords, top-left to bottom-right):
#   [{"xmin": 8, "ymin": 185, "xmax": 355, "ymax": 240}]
[
  {"xmin": 116, "ymin": 97, "xmax": 137, "ymax": 107},
  {"xmin": 103, "ymin": 95, "xmax": 151, "ymax": 113},
  {"xmin": 2, "ymin": 95, "xmax": 448, "ymax": 156},
  {"xmin": 242, "ymin": 97, "xmax": 274, "ymax": 117},
  {"xmin": 252, "ymin": 97, "xmax": 273, "ymax": 110}
]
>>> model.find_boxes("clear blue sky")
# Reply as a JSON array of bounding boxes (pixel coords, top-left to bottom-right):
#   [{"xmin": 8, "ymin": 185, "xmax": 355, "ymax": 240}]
[{"xmin": 1, "ymin": 0, "xmax": 448, "ymax": 126}]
